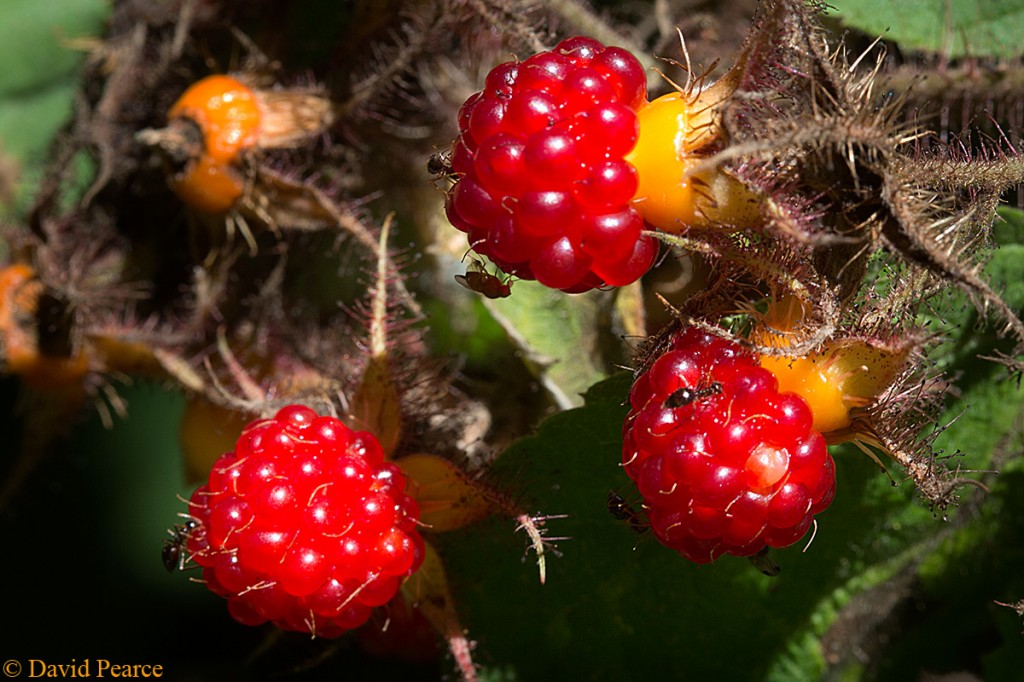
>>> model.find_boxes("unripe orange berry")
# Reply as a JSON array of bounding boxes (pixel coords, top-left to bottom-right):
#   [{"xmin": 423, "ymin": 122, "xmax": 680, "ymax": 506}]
[
  {"xmin": 0, "ymin": 264, "xmax": 89, "ymax": 390},
  {"xmin": 166, "ymin": 75, "xmax": 260, "ymax": 214},
  {"xmin": 160, "ymin": 75, "xmax": 337, "ymax": 215},
  {"xmin": 168, "ymin": 75, "xmax": 261, "ymax": 165},
  {"xmin": 0, "ymin": 264, "xmax": 37, "ymax": 332},
  {"xmin": 169, "ymin": 154, "xmax": 246, "ymax": 214}
]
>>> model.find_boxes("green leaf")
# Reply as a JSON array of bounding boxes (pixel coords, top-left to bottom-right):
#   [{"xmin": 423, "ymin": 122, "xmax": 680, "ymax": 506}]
[
  {"xmin": 826, "ymin": 0, "xmax": 1024, "ymax": 59},
  {"xmin": 811, "ymin": 204, "xmax": 1024, "ymax": 680},
  {"xmin": 438, "ymin": 374, "xmax": 948, "ymax": 680},
  {"xmin": 0, "ymin": 0, "xmax": 107, "ymax": 210},
  {"xmin": 0, "ymin": 0, "xmax": 107, "ymax": 145},
  {"xmin": 924, "ymin": 206, "xmax": 1024, "ymax": 381},
  {"xmin": 483, "ymin": 282, "xmax": 610, "ymax": 408}
]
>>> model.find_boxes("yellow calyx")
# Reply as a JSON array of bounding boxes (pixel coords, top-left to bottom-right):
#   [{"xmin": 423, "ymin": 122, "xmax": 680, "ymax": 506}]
[{"xmin": 625, "ymin": 93, "xmax": 702, "ymax": 231}]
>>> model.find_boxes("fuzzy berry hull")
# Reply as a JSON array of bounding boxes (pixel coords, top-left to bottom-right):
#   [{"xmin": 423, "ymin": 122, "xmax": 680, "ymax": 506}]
[
  {"xmin": 623, "ymin": 328, "xmax": 836, "ymax": 563},
  {"xmin": 185, "ymin": 405, "xmax": 424, "ymax": 637},
  {"xmin": 446, "ymin": 36, "xmax": 657, "ymax": 292}
]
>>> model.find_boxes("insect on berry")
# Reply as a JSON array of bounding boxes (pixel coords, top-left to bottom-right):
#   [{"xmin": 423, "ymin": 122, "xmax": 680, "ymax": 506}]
[
  {"xmin": 162, "ymin": 519, "xmax": 199, "ymax": 573},
  {"xmin": 622, "ymin": 327, "xmax": 837, "ymax": 564},
  {"xmin": 662, "ymin": 381, "xmax": 722, "ymax": 408},
  {"xmin": 607, "ymin": 491, "xmax": 650, "ymax": 534},
  {"xmin": 747, "ymin": 546, "xmax": 781, "ymax": 577},
  {"xmin": 427, "ymin": 151, "xmax": 453, "ymax": 178},
  {"xmin": 455, "ymin": 259, "xmax": 512, "ymax": 299}
]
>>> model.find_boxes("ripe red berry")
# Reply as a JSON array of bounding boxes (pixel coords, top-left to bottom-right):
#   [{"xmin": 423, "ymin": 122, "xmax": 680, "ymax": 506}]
[
  {"xmin": 184, "ymin": 405, "xmax": 424, "ymax": 636},
  {"xmin": 622, "ymin": 328, "xmax": 836, "ymax": 564},
  {"xmin": 446, "ymin": 36, "xmax": 657, "ymax": 292}
]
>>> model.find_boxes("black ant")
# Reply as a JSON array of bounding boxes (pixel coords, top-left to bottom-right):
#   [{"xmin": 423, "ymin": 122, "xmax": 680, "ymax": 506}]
[
  {"xmin": 455, "ymin": 259, "xmax": 513, "ymax": 299},
  {"xmin": 162, "ymin": 519, "xmax": 199, "ymax": 573},
  {"xmin": 427, "ymin": 151, "xmax": 454, "ymax": 178},
  {"xmin": 606, "ymin": 491, "xmax": 650, "ymax": 534},
  {"xmin": 663, "ymin": 381, "xmax": 722, "ymax": 409}
]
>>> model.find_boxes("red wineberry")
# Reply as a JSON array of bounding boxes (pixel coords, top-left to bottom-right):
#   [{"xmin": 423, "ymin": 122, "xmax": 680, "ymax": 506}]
[
  {"xmin": 445, "ymin": 36, "xmax": 657, "ymax": 293},
  {"xmin": 183, "ymin": 406, "xmax": 424, "ymax": 636},
  {"xmin": 622, "ymin": 328, "xmax": 837, "ymax": 564}
]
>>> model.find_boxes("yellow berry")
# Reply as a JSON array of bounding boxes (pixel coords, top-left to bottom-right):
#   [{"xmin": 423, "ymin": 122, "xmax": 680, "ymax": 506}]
[
  {"xmin": 754, "ymin": 298, "xmax": 911, "ymax": 435},
  {"xmin": 625, "ymin": 90, "xmax": 761, "ymax": 232}
]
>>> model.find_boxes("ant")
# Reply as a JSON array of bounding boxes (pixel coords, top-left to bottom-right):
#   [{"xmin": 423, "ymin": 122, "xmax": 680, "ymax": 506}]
[
  {"xmin": 427, "ymin": 150, "xmax": 458, "ymax": 192},
  {"xmin": 162, "ymin": 519, "xmax": 199, "ymax": 573},
  {"xmin": 455, "ymin": 259, "xmax": 513, "ymax": 299},
  {"xmin": 606, "ymin": 491, "xmax": 650, "ymax": 534},
  {"xmin": 426, "ymin": 151, "xmax": 453, "ymax": 177},
  {"xmin": 662, "ymin": 381, "xmax": 722, "ymax": 409}
]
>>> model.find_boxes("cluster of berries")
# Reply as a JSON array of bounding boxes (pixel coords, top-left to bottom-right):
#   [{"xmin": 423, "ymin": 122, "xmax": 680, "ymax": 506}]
[
  {"xmin": 158, "ymin": 34, "xmax": 902, "ymax": 650},
  {"xmin": 439, "ymin": 39, "xmax": 880, "ymax": 568},
  {"xmin": 183, "ymin": 405, "xmax": 423, "ymax": 637}
]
